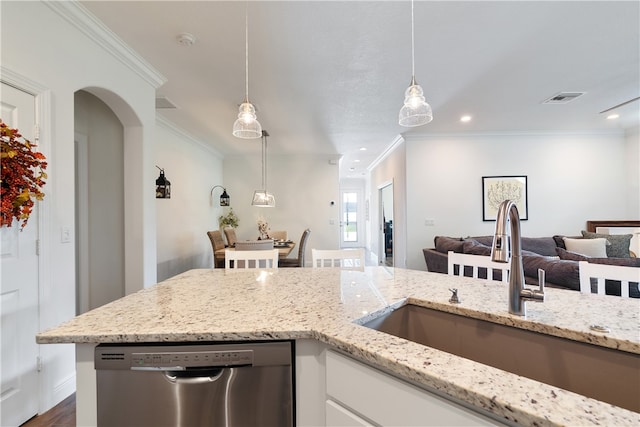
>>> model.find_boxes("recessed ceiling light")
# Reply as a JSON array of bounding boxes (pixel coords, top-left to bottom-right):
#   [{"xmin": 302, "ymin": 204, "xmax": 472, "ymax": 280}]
[
  {"xmin": 606, "ymin": 114, "xmax": 620, "ymax": 120},
  {"xmin": 354, "ymin": 159, "xmax": 361, "ymax": 163},
  {"xmin": 359, "ymin": 147, "xmax": 367, "ymax": 151},
  {"xmin": 460, "ymin": 115, "xmax": 472, "ymax": 122}
]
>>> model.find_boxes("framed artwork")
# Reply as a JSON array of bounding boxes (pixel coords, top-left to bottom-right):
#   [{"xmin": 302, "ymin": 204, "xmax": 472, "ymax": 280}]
[{"xmin": 482, "ymin": 176, "xmax": 528, "ymax": 221}]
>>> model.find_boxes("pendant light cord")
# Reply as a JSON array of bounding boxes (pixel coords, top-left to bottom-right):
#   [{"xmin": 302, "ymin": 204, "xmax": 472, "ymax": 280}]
[
  {"xmin": 244, "ymin": 2, "xmax": 250, "ymax": 101},
  {"xmin": 263, "ymin": 133, "xmax": 268, "ymax": 192},
  {"xmin": 411, "ymin": 0, "xmax": 415, "ymax": 79}
]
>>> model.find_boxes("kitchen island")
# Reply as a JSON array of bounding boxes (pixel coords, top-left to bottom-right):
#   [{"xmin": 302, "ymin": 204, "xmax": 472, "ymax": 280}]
[{"xmin": 37, "ymin": 267, "xmax": 639, "ymax": 426}]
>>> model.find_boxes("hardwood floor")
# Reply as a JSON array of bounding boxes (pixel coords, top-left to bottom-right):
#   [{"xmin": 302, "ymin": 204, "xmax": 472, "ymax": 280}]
[{"xmin": 21, "ymin": 393, "xmax": 75, "ymax": 427}]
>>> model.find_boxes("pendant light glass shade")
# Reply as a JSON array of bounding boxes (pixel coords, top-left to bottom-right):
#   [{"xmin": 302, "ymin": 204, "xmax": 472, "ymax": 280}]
[
  {"xmin": 251, "ymin": 130, "xmax": 275, "ymax": 207},
  {"xmin": 399, "ymin": 0, "xmax": 433, "ymax": 127},
  {"xmin": 399, "ymin": 76, "xmax": 433, "ymax": 127},
  {"xmin": 233, "ymin": 100, "xmax": 262, "ymax": 138},
  {"xmin": 251, "ymin": 190, "xmax": 276, "ymax": 207},
  {"xmin": 232, "ymin": 5, "xmax": 261, "ymax": 139}
]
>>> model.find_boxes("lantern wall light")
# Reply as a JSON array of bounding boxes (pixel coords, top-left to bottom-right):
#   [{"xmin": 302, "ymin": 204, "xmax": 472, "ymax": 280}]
[
  {"xmin": 210, "ymin": 185, "xmax": 231, "ymax": 206},
  {"xmin": 155, "ymin": 166, "xmax": 171, "ymax": 199}
]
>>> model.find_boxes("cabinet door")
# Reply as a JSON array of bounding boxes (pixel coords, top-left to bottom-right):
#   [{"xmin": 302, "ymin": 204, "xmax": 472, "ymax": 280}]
[
  {"xmin": 326, "ymin": 400, "xmax": 373, "ymax": 427},
  {"xmin": 326, "ymin": 351, "xmax": 502, "ymax": 426}
]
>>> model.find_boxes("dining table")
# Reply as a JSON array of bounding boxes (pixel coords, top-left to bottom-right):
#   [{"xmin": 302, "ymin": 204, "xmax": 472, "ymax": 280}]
[{"xmin": 214, "ymin": 240, "xmax": 296, "ymax": 263}]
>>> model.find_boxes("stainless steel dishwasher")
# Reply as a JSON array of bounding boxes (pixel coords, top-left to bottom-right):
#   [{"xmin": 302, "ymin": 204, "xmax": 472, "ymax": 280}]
[{"xmin": 95, "ymin": 341, "xmax": 293, "ymax": 427}]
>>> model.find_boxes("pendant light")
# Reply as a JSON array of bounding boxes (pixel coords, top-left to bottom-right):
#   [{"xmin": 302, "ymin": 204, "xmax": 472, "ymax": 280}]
[
  {"xmin": 252, "ymin": 130, "xmax": 276, "ymax": 207},
  {"xmin": 233, "ymin": 4, "xmax": 262, "ymax": 139},
  {"xmin": 399, "ymin": 0, "xmax": 433, "ymax": 127}
]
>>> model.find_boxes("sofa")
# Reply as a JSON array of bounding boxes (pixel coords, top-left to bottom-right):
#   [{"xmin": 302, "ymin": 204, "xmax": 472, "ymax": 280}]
[{"xmin": 423, "ymin": 233, "xmax": 640, "ymax": 297}]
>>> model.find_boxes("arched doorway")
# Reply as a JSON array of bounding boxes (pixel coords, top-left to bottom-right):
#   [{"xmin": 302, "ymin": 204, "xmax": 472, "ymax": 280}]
[{"xmin": 74, "ymin": 90, "xmax": 126, "ymax": 312}]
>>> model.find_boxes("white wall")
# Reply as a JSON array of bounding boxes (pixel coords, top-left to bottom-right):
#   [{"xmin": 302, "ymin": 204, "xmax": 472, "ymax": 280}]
[
  {"xmin": 369, "ymin": 140, "xmax": 407, "ymax": 268},
  {"xmin": 625, "ymin": 126, "xmax": 640, "ymax": 216},
  {"xmin": 1, "ymin": 1, "xmax": 162, "ymax": 413},
  {"xmin": 404, "ymin": 132, "xmax": 639, "ymax": 270},
  {"xmin": 155, "ymin": 117, "xmax": 224, "ymax": 281},
  {"xmin": 224, "ymin": 153, "xmax": 340, "ymax": 264}
]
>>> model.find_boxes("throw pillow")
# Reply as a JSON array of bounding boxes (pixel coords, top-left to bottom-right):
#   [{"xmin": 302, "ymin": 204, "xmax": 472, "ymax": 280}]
[
  {"xmin": 462, "ymin": 239, "xmax": 492, "ymax": 256},
  {"xmin": 434, "ymin": 236, "xmax": 464, "ymax": 254},
  {"xmin": 563, "ymin": 237, "xmax": 608, "ymax": 258},
  {"xmin": 522, "ymin": 255, "xmax": 580, "ymax": 291},
  {"xmin": 556, "ymin": 247, "xmax": 640, "ymax": 267},
  {"xmin": 553, "ymin": 235, "xmax": 582, "ymax": 250},
  {"xmin": 463, "ymin": 238, "xmax": 540, "ymax": 258},
  {"xmin": 581, "ymin": 231, "xmax": 632, "ymax": 258}
]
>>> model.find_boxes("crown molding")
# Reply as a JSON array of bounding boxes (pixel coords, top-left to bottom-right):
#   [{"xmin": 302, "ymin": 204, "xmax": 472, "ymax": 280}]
[
  {"xmin": 44, "ymin": 1, "xmax": 166, "ymax": 89},
  {"xmin": 367, "ymin": 134, "xmax": 404, "ymax": 172},
  {"xmin": 401, "ymin": 129, "xmax": 625, "ymax": 141}
]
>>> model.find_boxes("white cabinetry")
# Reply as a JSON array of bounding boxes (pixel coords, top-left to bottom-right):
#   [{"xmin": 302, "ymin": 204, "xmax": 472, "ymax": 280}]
[
  {"xmin": 325, "ymin": 350, "xmax": 506, "ymax": 426},
  {"xmin": 326, "ymin": 400, "xmax": 373, "ymax": 426}
]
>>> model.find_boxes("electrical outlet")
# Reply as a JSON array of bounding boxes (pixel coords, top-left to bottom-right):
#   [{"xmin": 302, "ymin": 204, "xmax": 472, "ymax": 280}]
[{"xmin": 424, "ymin": 219, "xmax": 435, "ymax": 226}]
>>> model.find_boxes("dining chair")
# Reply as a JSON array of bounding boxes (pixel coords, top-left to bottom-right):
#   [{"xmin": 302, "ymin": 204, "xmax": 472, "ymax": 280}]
[
  {"xmin": 225, "ymin": 249, "xmax": 279, "ymax": 269},
  {"xmin": 448, "ymin": 251, "xmax": 509, "ymax": 283},
  {"xmin": 270, "ymin": 230, "xmax": 288, "ymax": 241},
  {"xmin": 578, "ymin": 261, "xmax": 640, "ymax": 297},
  {"xmin": 311, "ymin": 248, "xmax": 365, "ymax": 269},
  {"xmin": 235, "ymin": 239, "xmax": 274, "ymax": 250},
  {"xmin": 207, "ymin": 230, "xmax": 226, "ymax": 268},
  {"xmin": 223, "ymin": 227, "xmax": 237, "ymax": 247},
  {"xmin": 280, "ymin": 229, "xmax": 311, "ymax": 268}
]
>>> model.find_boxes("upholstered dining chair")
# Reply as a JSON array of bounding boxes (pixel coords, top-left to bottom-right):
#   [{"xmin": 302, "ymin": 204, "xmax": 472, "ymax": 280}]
[
  {"xmin": 280, "ymin": 229, "xmax": 311, "ymax": 268},
  {"xmin": 207, "ymin": 230, "xmax": 226, "ymax": 268},
  {"xmin": 223, "ymin": 227, "xmax": 237, "ymax": 247},
  {"xmin": 578, "ymin": 261, "xmax": 640, "ymax": 297},
  {"xmin": 448, "ymin": 251, "xmax": 509, "ymax": 283},
  {"xmin": 311, "ymin": 248, "xmax": 365, "ymax": 269},
  {"xmin": 225, "ymin": 249, "xmax": 279, "ymax": 269}
]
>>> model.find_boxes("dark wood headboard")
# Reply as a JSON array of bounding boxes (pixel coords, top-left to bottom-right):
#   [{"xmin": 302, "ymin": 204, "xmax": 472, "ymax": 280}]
[{"xmin": 586, "ymin": 220, "xmax": 640, "ymax": 232}]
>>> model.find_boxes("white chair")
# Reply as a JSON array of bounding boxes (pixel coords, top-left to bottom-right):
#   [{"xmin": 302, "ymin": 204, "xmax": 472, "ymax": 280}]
[
  {"xmin": 225, "ymin": 249, "xmax": 279, "ymax": 269},
  {"xmin": 311, "ymin": 248, "xmax": 365, "ymax": 269},
  {"xmin": 447, "ymin": 251, "xmax": 509, "ymax": 283},
  {"xmin": 578, "ymin": 261, "xmax": 640, "ymax": 297},
  {"xmin": 235, "ymin": 239, "xmax": 274, "ymax": 250}
]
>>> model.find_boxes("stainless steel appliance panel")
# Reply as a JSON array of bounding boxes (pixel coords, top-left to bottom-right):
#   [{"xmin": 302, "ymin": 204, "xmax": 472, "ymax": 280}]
[{"xmin": 95, "ymin": 341, "xmax": 293, "ymax": 427}]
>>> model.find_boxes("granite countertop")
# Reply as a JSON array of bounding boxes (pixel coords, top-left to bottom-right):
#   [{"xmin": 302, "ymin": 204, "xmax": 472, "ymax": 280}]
[{"xmin": 37, "ymin": 267, "xmax": 640, "ymax": 426}]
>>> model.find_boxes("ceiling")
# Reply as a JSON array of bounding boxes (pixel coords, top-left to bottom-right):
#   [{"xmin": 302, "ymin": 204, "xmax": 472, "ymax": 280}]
[{"xmin": 80, "ymin": 1, "xmax": 640, "ymax": 178}]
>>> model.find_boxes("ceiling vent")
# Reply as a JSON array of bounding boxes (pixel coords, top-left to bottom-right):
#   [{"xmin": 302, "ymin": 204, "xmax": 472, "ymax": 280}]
[
  {"xmin": 156, "ymin": 97, "xmax": 178, "ymax": 109},
  {"xmin": 542, "ymin": 92, "xmax": 586, "ymax": 104}
]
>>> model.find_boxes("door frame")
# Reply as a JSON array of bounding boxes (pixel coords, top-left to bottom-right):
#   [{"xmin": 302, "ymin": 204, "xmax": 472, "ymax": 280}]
[
  {"xmin": 378, "ymin": 180, "xmax": 393, "ymax": 267},
  {"xmin": 1, "ymin": 66, "xmax": 56, "ymax": 413}
]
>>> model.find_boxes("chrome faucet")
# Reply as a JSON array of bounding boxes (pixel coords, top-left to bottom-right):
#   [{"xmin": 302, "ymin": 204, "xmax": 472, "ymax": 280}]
[{"xmin": 491, "ymin": 200, "xmax": 545, "ymax": 316}]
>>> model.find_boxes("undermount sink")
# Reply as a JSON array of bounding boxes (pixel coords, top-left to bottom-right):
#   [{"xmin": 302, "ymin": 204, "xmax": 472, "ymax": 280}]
[{"xmin": 363, "ymin": 304, "xmax": 640, "ymax": 412}]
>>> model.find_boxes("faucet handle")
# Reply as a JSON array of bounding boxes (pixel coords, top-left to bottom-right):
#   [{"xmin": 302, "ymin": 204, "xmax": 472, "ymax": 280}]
[
  {"xmin": 534, "ymin": 268, "xmax": 546, "ymax": 301},
  {"xmin": 448, "ymin": 288, "xmax": 461, "ymax": 304}
]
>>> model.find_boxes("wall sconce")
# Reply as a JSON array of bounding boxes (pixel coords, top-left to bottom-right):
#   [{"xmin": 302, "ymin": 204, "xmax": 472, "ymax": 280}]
[
  {"xmin": 210, "ymin": 185, "xmax": 230, "ymax": 206},
  {"xmin": 155, "ymin": 166, "xmax": 171, "ymax": 199}
]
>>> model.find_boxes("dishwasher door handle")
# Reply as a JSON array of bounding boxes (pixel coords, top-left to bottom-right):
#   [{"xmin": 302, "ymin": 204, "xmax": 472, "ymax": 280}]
[
  {"xmin": 131, "ymin": 366, "xmax": 186, "ymax": 371},
  {"xmin": 164, "ymin": 368, "xmax": 227, "ymax": 384}
]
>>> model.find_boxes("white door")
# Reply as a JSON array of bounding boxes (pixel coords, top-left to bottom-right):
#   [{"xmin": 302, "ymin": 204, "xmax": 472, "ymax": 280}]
[
  {"xmin": 1, "ymin": 83, "xmax": 40, "ymax": 426},
  {"xmin": 340, "ymin": 188, "xmax": 364, "ymax": 248}
]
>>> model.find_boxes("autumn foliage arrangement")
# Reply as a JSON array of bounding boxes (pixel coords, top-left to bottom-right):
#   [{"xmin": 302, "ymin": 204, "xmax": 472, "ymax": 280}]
[{"xmin": 1, "ymin": 119, "xmax": 47, "ymax": 228}]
